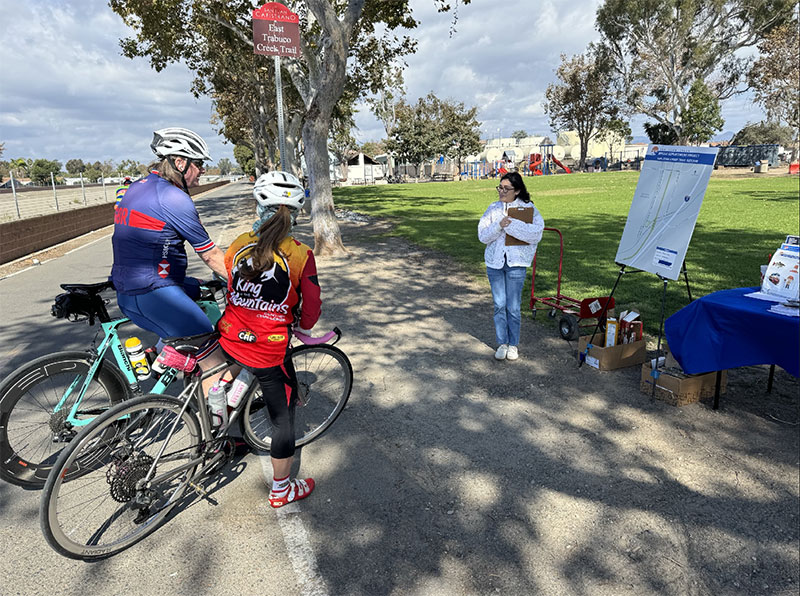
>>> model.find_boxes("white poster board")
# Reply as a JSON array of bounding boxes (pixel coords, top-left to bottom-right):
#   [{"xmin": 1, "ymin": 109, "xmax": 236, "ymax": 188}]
[{"xmin": 615, "ymin": 145, "xmax": 719, "ymax": 280}]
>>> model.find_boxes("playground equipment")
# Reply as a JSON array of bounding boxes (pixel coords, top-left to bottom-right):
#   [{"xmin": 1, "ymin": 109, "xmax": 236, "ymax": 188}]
[
  {"xmin": 530, "ymin": 227, "xmax": 614, "ymax": 340},
  {"xmin": 528, "ymin": 144, "xmax": 572, "ymax": 176}
]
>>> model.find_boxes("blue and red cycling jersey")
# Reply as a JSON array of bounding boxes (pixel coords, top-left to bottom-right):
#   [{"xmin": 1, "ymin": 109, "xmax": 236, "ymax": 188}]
[{"xmin": 111, "ymin": 173, "xmax": 215, "ymax": 295}]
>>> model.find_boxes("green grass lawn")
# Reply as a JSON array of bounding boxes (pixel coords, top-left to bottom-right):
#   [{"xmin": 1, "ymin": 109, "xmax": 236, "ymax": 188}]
[{"xmin": 333, "ymin": 172, "xmax": 799, "ymax": 335}]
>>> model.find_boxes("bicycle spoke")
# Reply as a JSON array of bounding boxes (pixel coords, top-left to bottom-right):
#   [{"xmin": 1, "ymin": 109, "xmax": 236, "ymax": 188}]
[{"xmin": 41, "ymin": 395, "xmax": 202, "ymax": 559}]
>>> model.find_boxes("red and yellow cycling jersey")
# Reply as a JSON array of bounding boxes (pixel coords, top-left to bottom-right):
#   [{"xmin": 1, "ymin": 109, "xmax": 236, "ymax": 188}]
[{"xmin": 218, "ymin": 233, "xmax": 321, "ymax": 368}]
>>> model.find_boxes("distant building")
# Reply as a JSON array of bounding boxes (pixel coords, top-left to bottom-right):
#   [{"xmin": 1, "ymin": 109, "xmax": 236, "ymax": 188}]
[{"xmin": 346, "ymin": 153, "xmax": 383, "ymax": 183}]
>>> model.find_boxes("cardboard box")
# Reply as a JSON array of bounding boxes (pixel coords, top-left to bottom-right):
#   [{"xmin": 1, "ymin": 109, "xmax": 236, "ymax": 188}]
[
  {"xmin": 640, "ymin": 364, "xmax": 727, "ymax": 406},
  {"xmin": 578, "ymin": 333, "xmax": 647, "ymax": 371}
]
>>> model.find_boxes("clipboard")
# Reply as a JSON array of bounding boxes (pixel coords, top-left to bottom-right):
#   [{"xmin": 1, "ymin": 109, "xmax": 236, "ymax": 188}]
[{"xmin": 504, "ymin": 206, "xmax": 534, "ymax": 246}]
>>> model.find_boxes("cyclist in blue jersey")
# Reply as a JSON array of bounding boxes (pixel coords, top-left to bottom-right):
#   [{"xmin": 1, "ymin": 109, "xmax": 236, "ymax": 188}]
[{"xmin": 111, "ymin": 127, "xmax": 228, "ymax": 392}]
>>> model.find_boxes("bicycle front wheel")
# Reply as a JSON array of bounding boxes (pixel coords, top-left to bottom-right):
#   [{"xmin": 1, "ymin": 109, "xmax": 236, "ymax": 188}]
[
  {"xmin": 40, "ymin": 395, "xmax": 202, "ymax": 560},
  {"xmin": 241, "ymin": 344, "xmax": 352, "ymax": 452},
  {"xmin": 0, "ymin": 351, "xmax": 129, "ymax": 489}
]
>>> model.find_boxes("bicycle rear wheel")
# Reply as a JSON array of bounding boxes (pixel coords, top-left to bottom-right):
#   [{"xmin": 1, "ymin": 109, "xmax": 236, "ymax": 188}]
[
  {"xmin": 40, "ymin": 395, "xmax": 202, "ymax": 560},
  {"xmin": 0, "ymin": 351, "xmax": 129, "ymax": 489},
  {"xmin": 241, "ymin": 344, "xmax": 352, "ymax": 452}
]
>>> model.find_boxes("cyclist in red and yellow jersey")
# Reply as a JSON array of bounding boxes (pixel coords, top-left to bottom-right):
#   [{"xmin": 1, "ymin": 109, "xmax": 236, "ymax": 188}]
[{"xmin": 217, "ymin": 171, "xmax": 321, "ymax": 508}]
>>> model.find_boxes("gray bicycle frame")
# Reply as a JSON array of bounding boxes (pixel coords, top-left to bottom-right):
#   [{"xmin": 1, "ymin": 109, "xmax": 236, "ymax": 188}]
[{"xmin": 139, "ymin": 361, "xmax": 257, "ymax": 487}]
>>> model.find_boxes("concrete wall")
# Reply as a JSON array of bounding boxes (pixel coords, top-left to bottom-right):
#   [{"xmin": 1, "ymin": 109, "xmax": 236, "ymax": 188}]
[
  {"xmin": 0, "ymin": 203, "xmax": 114, "ymax": 264},
  {"xmin": 0, "ymin": 180, "xmax": 230, "ymax": 265}
]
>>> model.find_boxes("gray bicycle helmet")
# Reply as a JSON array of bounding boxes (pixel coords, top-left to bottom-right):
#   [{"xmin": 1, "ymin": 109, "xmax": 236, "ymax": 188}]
[{"xmin": 150, "ymin": 127, "xmax": 212, "ymax": 161}]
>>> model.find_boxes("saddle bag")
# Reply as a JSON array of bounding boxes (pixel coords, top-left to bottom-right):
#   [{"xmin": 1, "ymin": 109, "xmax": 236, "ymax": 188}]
[{"xmin": 51, "ymin": 291, "xmax": 105, "ymax": 325}]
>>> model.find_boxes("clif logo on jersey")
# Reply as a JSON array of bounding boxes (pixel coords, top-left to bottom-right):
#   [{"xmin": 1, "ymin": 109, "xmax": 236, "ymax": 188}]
[
  {"xmin": 238, "ymin": 329, "xmax": 257, "ymax": 343},
  {"xmin": 157, "ymin": 260, "xmax": 170, "ymax": 278}
]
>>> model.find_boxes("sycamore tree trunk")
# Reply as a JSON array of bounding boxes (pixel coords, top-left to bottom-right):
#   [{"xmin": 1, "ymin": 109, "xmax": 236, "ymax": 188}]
[
  {"xmin": 287, "ymin": 111, "xmax": 304, "ymax": 178},
  {"xmin": 287, "ymin": 0, "xmax": 365, "ymax": 256},
  {"xmin": 304, "ymin": 110, "xmax": 345, "ymax": 254}
]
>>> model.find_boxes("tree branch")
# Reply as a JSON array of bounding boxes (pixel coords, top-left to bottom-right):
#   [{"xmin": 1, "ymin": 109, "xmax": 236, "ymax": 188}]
[{"xmin": 197, "ymin": 11, "xmax": 252, "ymax": 48}]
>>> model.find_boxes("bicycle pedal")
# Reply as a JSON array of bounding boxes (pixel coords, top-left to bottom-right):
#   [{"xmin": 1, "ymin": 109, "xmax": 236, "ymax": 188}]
[
  {"xmin": 188, "ymin": 480, "xmax": 219, "ymax": 505},
  {"xmin": 188, "ymin": 481, "xmax": 208, "ymax": 497}
]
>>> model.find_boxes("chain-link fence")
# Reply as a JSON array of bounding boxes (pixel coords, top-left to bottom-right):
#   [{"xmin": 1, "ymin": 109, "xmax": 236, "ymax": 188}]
[{"xmin": 0, "ymin": 177, "xmax": 114, "ymax": 223}]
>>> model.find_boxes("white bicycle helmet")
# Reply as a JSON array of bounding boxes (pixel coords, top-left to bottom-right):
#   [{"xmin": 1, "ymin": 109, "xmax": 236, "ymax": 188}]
[
  {"xmin": 253, "ymin": 171, "xmax": 305, "ymax": 211},
  {"xmin": 150, "ymin": 127, "xmax": 212, "ymax": 161}
]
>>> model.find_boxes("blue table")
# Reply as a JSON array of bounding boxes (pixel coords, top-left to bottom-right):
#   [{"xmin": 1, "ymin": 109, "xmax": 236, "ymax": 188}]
[{"xmin": 665, "ymin": 287, "xmax": 800, "ymax": 408}]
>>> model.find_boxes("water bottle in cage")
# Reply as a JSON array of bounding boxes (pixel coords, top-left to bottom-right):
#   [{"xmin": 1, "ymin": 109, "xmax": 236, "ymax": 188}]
[
  {"xmin": 227, "ymin": 368, "xmax": 254, "ymax": 408},
  {"xmin": 124, "ymin": 337, "xmax": 151, "ymax": 381},
  {"xmin": 207, "ymin": 382, "xmax": 227, "ymax": 428}
]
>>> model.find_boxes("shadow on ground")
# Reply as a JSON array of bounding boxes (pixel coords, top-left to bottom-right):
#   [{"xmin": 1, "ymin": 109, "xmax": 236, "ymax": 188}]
[{"xmin": 291, "ymin": 216, "xmax": 799, "ymax": 595}]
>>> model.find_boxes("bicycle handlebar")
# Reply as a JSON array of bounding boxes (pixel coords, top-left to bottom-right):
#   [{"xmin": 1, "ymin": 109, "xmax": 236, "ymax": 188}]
[
  {"xmin": 293, "ymin": 327, "xmax": 341, "ymax": 345},
  {"xmin": 201, "ymin": 278, "xmax": 226, "ymax": 293}
]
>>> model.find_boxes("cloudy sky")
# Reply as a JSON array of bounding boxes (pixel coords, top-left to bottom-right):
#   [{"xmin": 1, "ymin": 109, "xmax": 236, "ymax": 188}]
[{"xmin": 1, "ymin": 0, "xmax": 765, "ymax": 166}]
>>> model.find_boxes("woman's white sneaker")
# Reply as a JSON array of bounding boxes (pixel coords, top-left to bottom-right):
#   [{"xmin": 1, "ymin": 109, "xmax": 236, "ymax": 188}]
[
  {"xmin": 494, "ymin": 344, "xmax": 509, "ymax": 360},
  {"xmin": 506, "ymin": 346, "xmax": 519, "ymax": 360}
]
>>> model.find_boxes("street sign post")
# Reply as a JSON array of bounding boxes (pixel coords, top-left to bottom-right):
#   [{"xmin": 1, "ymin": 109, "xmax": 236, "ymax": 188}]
[{"xmin": 252, "ymin": 3, "xmax": 301, "ymax": 172}]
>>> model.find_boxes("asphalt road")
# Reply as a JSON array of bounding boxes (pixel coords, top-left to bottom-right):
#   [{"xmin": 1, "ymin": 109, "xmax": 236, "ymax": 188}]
[{"xmin": 0, "ymin": 182, "xmax": 315, "ymax": 595}]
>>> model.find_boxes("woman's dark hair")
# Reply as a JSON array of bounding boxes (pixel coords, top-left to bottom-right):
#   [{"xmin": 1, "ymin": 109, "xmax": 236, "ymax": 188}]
[
  {"xmin": 500, "ymin": 172, "xmax": 531, "ymax": 203},
  {"xmin": 240, "ymin": 205, "xmax": 293, "ymax": 281}
]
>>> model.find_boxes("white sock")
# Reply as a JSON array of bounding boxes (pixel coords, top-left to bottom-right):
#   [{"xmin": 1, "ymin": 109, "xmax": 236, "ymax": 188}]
[{"xmin": 271, "ymin": 475, "xmax": 290, "ymax": 494}]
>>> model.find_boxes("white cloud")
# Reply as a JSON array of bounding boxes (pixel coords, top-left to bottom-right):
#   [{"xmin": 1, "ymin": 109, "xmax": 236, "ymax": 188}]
[
  {"xmin": 0, "ymin": 0, "xmax": 232, "ymax": 165},
  {"xmin": 0, "ymin": 0, "xmax": 769, "ymax": 164},
  {"xmin": 355, "ymin": 0, "xmax": 765, "ymax": 143}
]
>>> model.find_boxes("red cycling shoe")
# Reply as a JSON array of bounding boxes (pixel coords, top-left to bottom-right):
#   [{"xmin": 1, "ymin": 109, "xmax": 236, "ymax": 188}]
[{"xmin": 269, "ymin": 478, "xmax": 315, "ymax": 508}]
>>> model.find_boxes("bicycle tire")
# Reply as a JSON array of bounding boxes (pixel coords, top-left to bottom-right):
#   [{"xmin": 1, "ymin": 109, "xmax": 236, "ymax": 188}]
[
  {"xmin": 40, "ymin": 394, "xmax": 202, "ymax": 560},
  {"xmin": 0, "ymin": 351, "xmax": 129, "ymax": 489},
  {"xmin": 241, "ymin": 344, "xmax": 352, "ymax": 452}
]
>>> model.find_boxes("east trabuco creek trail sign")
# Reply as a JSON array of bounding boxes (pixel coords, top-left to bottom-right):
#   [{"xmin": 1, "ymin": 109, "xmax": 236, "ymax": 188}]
[{"xmin": 252, "ymin": 2, "xmax": 301, "ymax": 171}]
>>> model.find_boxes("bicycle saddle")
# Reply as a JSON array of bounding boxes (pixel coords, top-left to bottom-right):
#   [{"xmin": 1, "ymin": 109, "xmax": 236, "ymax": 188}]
[
  {"xmin": 59, "ymin": 280, "xmax": 115, "ymax": 295},
  {"xmin": 163, "ymin": 331, "xmax": 221, "ymax": 354}
]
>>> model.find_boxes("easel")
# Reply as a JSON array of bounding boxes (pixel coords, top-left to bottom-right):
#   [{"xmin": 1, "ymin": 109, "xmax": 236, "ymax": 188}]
[{"xmin": 578, "ymin": 261, "xmax": 694, "ymax": 401}]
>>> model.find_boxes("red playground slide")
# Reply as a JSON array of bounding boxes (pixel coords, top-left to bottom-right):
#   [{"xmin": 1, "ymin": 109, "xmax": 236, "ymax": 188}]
[
  {"xmin": 528, "ymin": 153, "xmax": 543, "ymax": 175},
  {"xmin": 549, "ymin": 155, "xmax": 572, "ymax": 174}
]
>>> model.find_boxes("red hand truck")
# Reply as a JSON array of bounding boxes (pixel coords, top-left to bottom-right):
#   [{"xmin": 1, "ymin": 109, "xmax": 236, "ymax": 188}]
[{"xmin": 530, "ymin": 227, "xmax": 614, "ymax": 340}]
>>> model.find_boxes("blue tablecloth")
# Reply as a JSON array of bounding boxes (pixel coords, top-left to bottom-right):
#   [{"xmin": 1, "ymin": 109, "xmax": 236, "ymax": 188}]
[{"xmin": 665, "ymin": 287, "xmax": 799, "ymax": 377}]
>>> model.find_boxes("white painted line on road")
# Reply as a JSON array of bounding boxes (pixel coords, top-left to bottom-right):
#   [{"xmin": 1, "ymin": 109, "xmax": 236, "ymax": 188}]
[
  {"xmin": 259, "ymin": 454, "xmax": 329, "ymax": 596},
  {"xmin": 276, "ymin": 509, "xmax": 330, "ymax": 596},
  {"xmin": 64, "ymin": 232, "xmax": 113, "ymax": 255}
]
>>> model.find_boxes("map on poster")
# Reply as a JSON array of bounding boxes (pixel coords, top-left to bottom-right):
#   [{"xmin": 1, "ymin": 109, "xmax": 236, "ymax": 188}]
[{"xmin": 615, "ymin": 145, "xmax": 719, "ymax": 280}]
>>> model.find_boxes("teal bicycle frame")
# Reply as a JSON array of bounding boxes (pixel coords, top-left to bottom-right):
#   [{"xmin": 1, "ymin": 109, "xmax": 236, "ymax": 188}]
[{"xmin": 53, "ymin": 296, "xmax": 223, "ymax": 428}]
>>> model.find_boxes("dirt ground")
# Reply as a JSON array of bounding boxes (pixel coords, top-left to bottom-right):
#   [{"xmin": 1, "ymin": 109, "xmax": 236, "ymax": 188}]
[
  {"xmin": 710, "ymin": 165, "xmax": 795, "ymax": 179},
  {"xmin": 3, "ymin": 190, "xmax": 798, "ymax": 595},
  {"xmin": 295, "ymin": 210, "xmax": 799, "ymax": 595}
]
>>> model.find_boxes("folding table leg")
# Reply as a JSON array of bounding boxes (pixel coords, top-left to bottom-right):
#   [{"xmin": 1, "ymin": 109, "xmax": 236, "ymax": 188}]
[
  {"xmin": 713, "ymin": 371, "xmax": 722, "ymax": 410},
  {"xmin": 767, "ymin": 364, "xmax": 776, "ymax": 393}
]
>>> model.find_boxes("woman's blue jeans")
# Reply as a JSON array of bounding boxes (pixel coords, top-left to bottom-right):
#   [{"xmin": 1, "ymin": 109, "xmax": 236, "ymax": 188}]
[{"xmin": 486, "ymin": 262, "xmax": 527, "ymax": 347}]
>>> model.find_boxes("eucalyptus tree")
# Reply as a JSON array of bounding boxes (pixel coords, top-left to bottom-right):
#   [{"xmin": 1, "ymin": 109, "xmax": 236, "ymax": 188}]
[
  {"xmin": 387, "ymin": 92, "xmax": 480, "ymax": 178},
  {"xmin": 110, "ymin": 0, "xmax": 468, "ymax": 254},
  {"xmin": 596, "ymin": 0, "xmax": 795, "ymax": 144},
  {"xmin": 543, "ymin": 51, "xmax": 623, "ymax": 171},
  {"xmin": 439, "ymin": 98, "xmax": 481, "ymax": 174},
  {"xmin": 366, "ymin": 64, "xmax": 405, "ymax": 176},
  {"xmin": 387, "ymin": 94, "xmax": 443, "ymax": 179},
  {"xmin": 748, "ymin": 18, "xmax": 799, "ymax": 158}
]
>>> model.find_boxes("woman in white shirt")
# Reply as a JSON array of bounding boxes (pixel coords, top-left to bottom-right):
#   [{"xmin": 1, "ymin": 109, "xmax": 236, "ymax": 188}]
[{"xmin": 477, "ymin": 172, "xmax": 545, "ymax": 360}]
